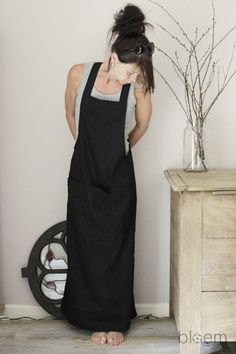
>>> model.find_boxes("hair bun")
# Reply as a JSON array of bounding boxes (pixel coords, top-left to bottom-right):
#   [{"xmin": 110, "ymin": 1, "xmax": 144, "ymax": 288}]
[{"xmin": 112, "ymin": 4, "xmax": 148, "ymax": 37}]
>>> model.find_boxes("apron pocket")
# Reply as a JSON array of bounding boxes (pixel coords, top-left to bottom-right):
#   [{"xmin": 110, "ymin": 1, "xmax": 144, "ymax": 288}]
[{"xmin": 68, "ymin": 177, "xmax": 111, "ymax": 209}]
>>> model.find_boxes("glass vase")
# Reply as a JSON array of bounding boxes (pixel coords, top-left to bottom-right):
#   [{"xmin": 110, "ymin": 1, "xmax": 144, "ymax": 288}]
[{"xmin": 183, "ymin": 119, "xmax": 208, "ymax": 172}]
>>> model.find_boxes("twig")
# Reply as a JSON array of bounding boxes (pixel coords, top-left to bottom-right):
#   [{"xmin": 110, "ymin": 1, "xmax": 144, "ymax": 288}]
[{"xmin": 153, "ymin": 67, "xmax": 189, "ymax": 118}]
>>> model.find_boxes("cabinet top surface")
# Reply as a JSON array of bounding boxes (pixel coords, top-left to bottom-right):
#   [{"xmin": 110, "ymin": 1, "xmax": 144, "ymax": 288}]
[{"xmin": 164, "ymin": 169, "xmax": 236, "ymax": 192}]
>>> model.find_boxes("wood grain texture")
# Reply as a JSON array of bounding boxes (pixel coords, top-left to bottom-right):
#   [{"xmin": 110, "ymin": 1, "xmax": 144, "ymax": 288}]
[
  {"xmin": 0, "ymin": 318, "xmax": 229, "ymax": 353},
  {"xmin": 202, "ymin": 292, "xmax": 236, "ymax": 341},
  {"xmin": 202, "ymin": 192, "xmax": 236, "ymax": 238},
  {"xmin": 164, "ymin": 169, "xmax": 236, "ymax": 192},
  {"xmin": 202, "ymin": 238, "xmax": 236, "ymax": 290},
  {"xmin": 0, "ymin": 318, "xmax": 179, "ymax": 354},
  {"xmin": 165, "ymin": 169, "xmax": 236, "ymax": 354},
  {"xmin": 170, "ymin": 189, "xmax": 202, "ymax": 354}
]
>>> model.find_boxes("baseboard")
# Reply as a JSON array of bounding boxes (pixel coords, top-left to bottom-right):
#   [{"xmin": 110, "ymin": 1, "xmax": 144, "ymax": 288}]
[{"xmin": 1, "ymin": 303, "xmax": 169, "ymax": 320}]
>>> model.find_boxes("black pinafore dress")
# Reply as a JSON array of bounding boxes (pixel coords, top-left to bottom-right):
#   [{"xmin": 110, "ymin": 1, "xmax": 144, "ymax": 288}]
[{"xmin": 60, "ymin": 62, "xmax": 137, "ymax": 332}]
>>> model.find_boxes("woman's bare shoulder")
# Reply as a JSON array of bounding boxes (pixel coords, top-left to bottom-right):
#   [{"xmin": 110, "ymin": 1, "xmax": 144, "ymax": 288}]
[{"xmin": 66, "ymin": 63, "xmax": 86, "ymax": 90}]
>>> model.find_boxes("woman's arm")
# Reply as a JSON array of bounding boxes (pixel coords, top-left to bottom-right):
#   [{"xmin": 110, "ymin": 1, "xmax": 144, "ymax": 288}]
[
  {"xmin": 128, "ymin": 83, "xmax": 152, "ymax": 148},
  {"xmin": 65, "ymin": 64, "xmax": 84, "ymax": 140}
]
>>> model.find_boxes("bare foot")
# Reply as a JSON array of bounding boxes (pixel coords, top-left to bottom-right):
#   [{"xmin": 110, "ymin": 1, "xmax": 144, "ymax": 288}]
[
  {"xmin": 107, "ymin": 331, "xmax": 125, "ymax": 345},
  {"xmin": 90, "ymin": 331, "xmax": 107, "ymax": 344}
]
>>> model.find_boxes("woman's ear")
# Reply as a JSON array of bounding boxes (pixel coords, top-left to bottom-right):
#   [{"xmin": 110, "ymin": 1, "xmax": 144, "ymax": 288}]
[{"xmin": 111, "ymin": 51, "xmax": 119, "ymax": 65}]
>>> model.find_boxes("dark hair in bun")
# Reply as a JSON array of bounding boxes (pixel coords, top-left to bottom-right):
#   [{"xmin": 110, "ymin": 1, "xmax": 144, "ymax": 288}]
[
  {"xmin": 112, "ymin": 4, "xmax": 149, "ymax": 37},
  {"xmin": 107, "ymin": 4, "xmax": 155, "ymax": 94}
]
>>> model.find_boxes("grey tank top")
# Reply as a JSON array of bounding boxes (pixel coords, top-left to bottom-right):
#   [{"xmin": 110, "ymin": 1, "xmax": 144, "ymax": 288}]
[{"xmin": 75, "ymin": 61, "xmax": 137, "ymax": 155}]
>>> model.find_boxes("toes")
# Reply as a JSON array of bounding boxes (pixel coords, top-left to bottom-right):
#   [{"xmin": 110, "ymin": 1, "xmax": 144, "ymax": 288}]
[
  {"xmin": 91, "ymin": 332, "xmax": 107, "ymax": 345},
  {"xmin": 106, "ymin": 331, "xmax": 123, "ymax": 345},
  {"xmin": 100, "ymin": 336, "xmax": 106, "ymax": 344},
  {"xmin": 107, "ymin": 334, "xmax": 123, "ymax": 345},
  {"xmin": 120, "ymin": 334, "xmax": 124, "ymax": 341},
  {"xmin": 108, "ymin": 336, "xmax": 114, "ymax": 345}
]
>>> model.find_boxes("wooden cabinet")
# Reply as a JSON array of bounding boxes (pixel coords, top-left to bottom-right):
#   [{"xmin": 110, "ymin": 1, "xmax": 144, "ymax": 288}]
[{"xmin": 164, "ymin": 169, "xmax": 236, "ymax": 354}]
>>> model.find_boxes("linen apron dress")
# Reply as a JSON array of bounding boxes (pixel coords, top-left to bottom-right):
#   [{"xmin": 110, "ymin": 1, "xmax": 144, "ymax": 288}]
[{"xmin": 60, "ymin": 62, "xmax": 137, "ymax": 332}]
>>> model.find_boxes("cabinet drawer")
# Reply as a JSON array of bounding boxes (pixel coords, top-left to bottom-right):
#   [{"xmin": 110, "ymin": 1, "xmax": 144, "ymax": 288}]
[
  {"xmin": 202, "ymin": 239, "xmax": 236, "ymax": 291},
  {"xmin": 202, "ymin": 192, "xmax": 236, "ymax": 238},
  {"xmin": 202, "ymin": 292, "xmax": 236, "ymax": 341}
]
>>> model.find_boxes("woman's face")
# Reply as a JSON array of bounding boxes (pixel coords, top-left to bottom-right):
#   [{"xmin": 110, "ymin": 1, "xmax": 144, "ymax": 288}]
[{"xmin": 110, "ymin": 52, "xmax": 141, "ymax": 85}]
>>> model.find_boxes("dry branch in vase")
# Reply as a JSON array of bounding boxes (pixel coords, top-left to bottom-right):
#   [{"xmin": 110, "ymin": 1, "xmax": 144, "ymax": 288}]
[{"xmin": 148, "ymin": 0, "xmax": 236, "ymax": 171}]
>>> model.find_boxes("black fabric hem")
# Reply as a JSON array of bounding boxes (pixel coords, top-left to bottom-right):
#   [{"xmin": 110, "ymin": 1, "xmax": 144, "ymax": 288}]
[{"xmin": 60, "ymin": 305, "xmax": 137, "ymax": 332}]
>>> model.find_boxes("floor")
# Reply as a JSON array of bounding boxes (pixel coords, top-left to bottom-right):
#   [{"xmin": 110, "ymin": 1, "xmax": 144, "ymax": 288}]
[{"xmin": 0, "ymin": 317, "xmax": 236, "ymax": 353}]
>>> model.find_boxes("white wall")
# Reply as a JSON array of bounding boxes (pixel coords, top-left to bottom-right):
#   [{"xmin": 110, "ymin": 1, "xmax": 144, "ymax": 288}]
[{"xmin": 1, "ymin": 0, "xmax": 236, "ymax": 314}]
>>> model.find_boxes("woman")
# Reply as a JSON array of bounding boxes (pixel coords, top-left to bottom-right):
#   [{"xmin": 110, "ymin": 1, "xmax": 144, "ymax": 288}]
[{"xmin": 60, "ymin": 3, "xmax": 154, "ymax": 346}]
